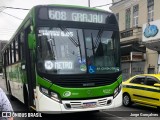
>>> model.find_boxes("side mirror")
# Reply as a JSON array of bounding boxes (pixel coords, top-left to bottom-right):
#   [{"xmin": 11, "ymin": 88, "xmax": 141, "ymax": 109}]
[
  {"xmin": 154, "ymin": 83, "xmax": 160, "ymax": 87},
  {"xmin": 28, "ymin": 33, "xmax": 36, "ymax": 49}
]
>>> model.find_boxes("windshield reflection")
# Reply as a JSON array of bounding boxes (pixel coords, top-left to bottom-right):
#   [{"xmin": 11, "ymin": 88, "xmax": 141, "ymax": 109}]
[
  {"xmin": 84, "ymin": 30, "xmax": 120, "ymax": 74},
  {"xmin": 37, "ymin": 27, "xmax": 120, "ymax": 74}
]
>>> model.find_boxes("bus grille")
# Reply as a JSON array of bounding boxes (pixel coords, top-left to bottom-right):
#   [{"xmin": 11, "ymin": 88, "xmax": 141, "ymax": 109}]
[
  {"xmin": 98, "ymin": 98, "xmax": 107, "ymax": 106},
  {"xmin": 50, "ymin": 73, "xmax": 120, "ymax": 88}
]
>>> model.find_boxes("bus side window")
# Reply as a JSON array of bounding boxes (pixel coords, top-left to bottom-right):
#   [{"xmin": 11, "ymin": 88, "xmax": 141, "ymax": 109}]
[
  {"xmin": 18, "ymin": 35, "xmax": 21, "ymax": 60},
  {"xmin": 9, "ymin": 45, "xmax": 12, "ymax": 64},
  {"xmin": 20, "ymin": 32, "xmax": 25, "ymax": 60},
  {"xmin": 11, "ymin": 42, "xmax": 15, "ymax": 63},
  {"xmin": 7, "ymin": 49, "xmax": 9, "ymax": 65},
  {"xmin": 15, "ymin": 38, "xmax": 19, "ymax": 62},
  {"xmin": 2, "ymin": 54, "xmax": 4, "ymax": 67},
  {"xmin": 13, "ymin": 40, "xmax": 16, "ymax": 63},
  {"xmin": 4, "ymin": 51, "xmax": 7, "ymax": 66}
]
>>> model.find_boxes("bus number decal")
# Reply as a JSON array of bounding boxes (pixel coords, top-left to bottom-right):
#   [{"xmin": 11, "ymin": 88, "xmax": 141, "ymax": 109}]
[{"xmin": 49, "ymin": 11, "xmax": 67, "ymax": 20}]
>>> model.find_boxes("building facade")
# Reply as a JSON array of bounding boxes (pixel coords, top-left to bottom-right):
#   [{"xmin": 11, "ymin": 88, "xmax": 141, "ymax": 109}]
[
  {"xmin": 0, "ymin": 40, "xmax": 8, "ymax": 72},
  {"xmin": 110, "ymin": 0, "xmax": 160, "ymax": 80}
]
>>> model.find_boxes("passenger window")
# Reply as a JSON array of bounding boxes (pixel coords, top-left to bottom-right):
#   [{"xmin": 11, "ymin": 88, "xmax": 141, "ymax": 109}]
[
  {"xmin": 20, "ymin": 32, "xmax": 25, "ymax": 59},
  {"xmin": 15, "ymin": 39, "xmax": 19, "ymax": 62},
  {"xmin": 130, "ymin": 77, "xmax": 145, "ymax": 85},
  {"xmin": 7, "ymin": 49, "xmax": 9, "ymax": 65},
  {"xmin": 5, "ymin": 50, "xmax": 8, "ymax": 66},
  {"xmin": 146, "ymin": 77, "xmax": 159, "ymax": 86},
  {"xmin": 9, "ymin": 45, "xmax": 12, "ymax": 64},
  {"xmin": 11, "ymin": 42, "xmax": 15, "ymax": 63}
]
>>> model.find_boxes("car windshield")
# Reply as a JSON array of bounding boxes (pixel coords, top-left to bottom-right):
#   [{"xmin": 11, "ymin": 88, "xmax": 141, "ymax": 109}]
[{"xmin": 36, "ymin": 27, "xmax": 120, "ymax": 74}]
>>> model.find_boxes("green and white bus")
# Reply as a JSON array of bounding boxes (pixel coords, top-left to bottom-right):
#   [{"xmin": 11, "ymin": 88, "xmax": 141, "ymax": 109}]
[{"xmin": 1, "ymin": 5, "xmax": 122, "ymax": 113}]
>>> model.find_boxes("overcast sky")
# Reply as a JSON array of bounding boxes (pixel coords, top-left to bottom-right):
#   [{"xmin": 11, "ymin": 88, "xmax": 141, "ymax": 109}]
[{"xmin": 0, "ymin": 0, "xmax": 112, "ymax": 40}]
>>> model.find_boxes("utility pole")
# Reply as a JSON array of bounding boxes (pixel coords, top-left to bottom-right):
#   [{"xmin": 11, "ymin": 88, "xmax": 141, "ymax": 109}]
[{"xmin": 88, "ymin": 0, "xmax": 90, "ymax": 7}]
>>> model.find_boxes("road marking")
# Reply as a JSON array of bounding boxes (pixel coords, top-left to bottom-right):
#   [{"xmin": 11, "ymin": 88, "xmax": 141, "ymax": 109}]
[{"xmin": 101, "ymin": 111, "xmax": 125, "ymax": 120}]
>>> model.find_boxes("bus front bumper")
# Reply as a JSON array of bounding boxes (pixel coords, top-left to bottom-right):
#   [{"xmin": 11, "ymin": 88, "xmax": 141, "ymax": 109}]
[{"xmin": 36, "ymin": 87, "xmax": 122, "ymax": 113}]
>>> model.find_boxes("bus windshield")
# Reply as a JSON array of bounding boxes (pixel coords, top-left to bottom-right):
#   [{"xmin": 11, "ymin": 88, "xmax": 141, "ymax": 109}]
[{"xmin": 37, "ymin": 27, "xmax": 120, "ymax": 74}]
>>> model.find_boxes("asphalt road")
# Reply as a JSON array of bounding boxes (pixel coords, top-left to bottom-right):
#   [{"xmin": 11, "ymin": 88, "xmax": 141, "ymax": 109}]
[{"xmin": 0, "ymin": 75, "xmax": 159, "ymax": 120}]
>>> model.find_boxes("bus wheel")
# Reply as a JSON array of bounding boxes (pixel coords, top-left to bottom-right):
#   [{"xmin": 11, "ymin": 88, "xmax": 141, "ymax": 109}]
[
  {"xmin": 8, "ymin": 82, "xmax": 15, "ymax": 101},
  {"xmin": 123, "ymin": 93, "xmax": 132, "ymax": 107}
]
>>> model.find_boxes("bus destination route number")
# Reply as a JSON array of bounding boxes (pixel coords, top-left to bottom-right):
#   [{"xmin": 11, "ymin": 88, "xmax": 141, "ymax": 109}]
[{"xmin": 48, "ymin": 9, "xmax": 107, "ymax": 24}]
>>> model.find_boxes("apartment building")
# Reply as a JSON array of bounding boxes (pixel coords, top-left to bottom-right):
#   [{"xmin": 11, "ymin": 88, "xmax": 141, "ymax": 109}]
[{"xmin": 110, "ymin": 0, "xmax": 160, "ymax": 80}]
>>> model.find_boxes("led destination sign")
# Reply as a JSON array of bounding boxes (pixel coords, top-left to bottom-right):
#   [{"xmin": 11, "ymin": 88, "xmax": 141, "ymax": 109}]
[{"xmin": 48, "ymin": 8, "xmax": 108, "ymax": 23}]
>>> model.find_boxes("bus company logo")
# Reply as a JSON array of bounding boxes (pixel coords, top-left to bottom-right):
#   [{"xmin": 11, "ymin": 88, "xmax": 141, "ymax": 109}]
[
  {"xmin": 44, "ymin": 61, "xmax": 54, "ymax": 70},
  {"xmin": 63, "ymin": 91, "xmax": 71, "ymax": 97}
]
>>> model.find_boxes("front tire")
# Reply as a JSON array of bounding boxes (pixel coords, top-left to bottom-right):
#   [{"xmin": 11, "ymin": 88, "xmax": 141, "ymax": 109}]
[{"xmin": 123, "ymin": 93, "xmax": 132, "ymax": 107}]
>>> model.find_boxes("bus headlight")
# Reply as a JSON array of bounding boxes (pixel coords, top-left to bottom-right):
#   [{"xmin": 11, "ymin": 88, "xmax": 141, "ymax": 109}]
[
  {"xmin": 40, "ymin": 86, "xmax": 61, "ymax": 103},
  {"xmin": 41, "ymin": 87, "xmax": 49, "ymax": 95},
  {"xmin": 50, "ymin": 91, "xmax": 60, "ymax": 102},
  {"xmin": 113, "ymin": 83, "xmax": 122, "ymax": 98}
]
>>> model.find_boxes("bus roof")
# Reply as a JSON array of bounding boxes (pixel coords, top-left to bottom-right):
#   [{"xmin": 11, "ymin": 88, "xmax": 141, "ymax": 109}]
[{"xmin": 43, "ymin": 4, "xmax": 112, "ymax": 14}]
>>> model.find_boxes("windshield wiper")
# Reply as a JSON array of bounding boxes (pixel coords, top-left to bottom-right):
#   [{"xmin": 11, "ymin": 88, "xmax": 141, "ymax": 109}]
[
  {"xmin": 76, "ymin": 30, "xmax": 82, "ymax": 61},
  {"xmin": 94, "ymin": 28, "xmax": 104, "ymax": 48},
  {"xmin": 58, "ymin": 24, "xmax": 82, "ymax": 61},
  {"xmin": 91, "ymin": 33, "xmax": 95, "ymax": 56},
  {"xmin": 58, "ymin": 24, "xmax": 79, "ymax": 47}
]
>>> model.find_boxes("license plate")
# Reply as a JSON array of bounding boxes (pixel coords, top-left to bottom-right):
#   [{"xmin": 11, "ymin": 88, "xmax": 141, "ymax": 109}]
[{"xmin": 83, "ymin": 102, "xmax": 97, "ymax": 108}]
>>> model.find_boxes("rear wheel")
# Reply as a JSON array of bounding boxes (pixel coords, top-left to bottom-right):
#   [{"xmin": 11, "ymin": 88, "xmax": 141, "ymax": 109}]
[{"xmin": 123, "ymin": 93, "xmax": 132, "ymax": 107}]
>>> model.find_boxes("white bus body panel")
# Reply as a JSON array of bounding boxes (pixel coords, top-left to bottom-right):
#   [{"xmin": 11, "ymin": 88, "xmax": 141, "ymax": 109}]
[
  {"xmin": 9, "ymin": 80, "xmax": 24, "ymax": 103},
  {"xmin": 35, "ymin": 86, "xmax": 122, "ymax": 113}
]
